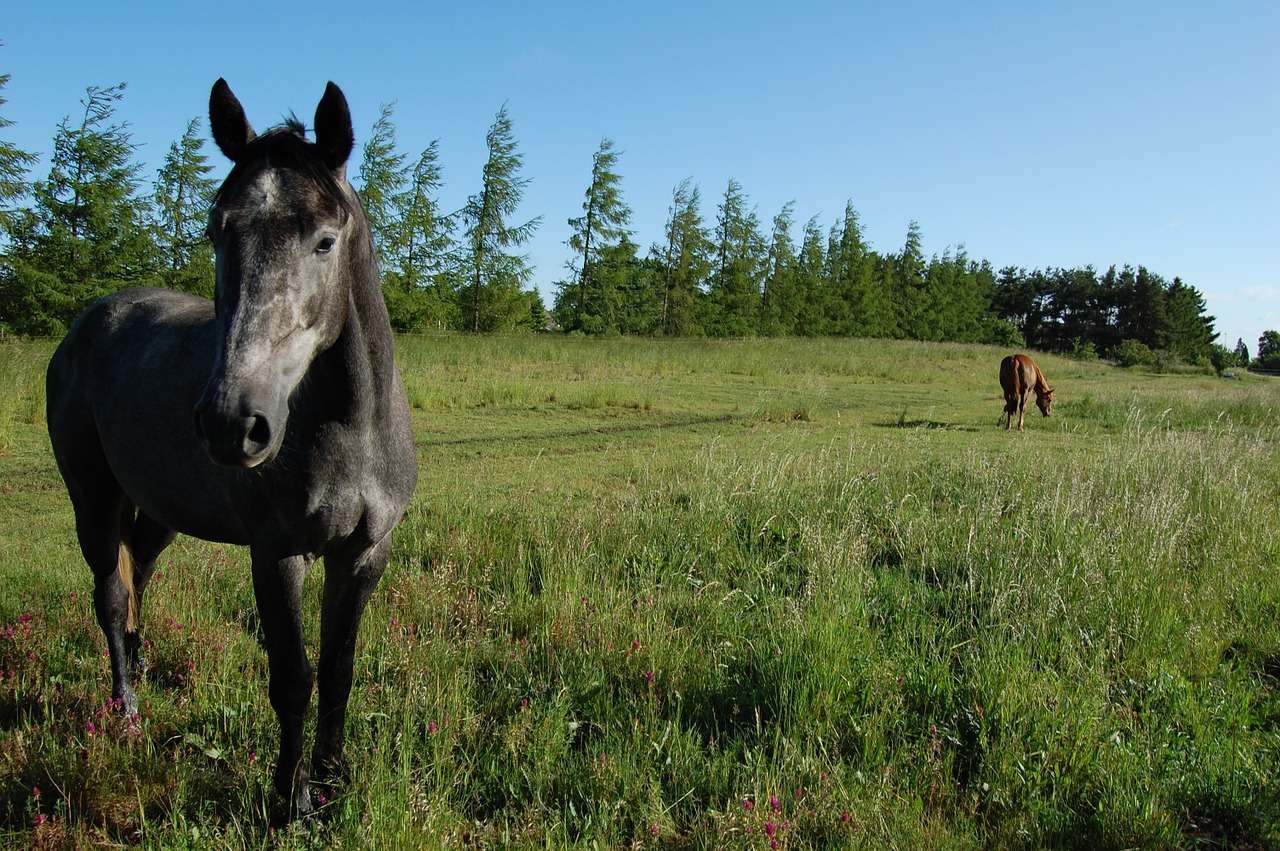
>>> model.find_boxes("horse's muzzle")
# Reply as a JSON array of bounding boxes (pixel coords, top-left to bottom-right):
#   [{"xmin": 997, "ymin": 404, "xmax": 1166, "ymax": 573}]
[{"xmin": 193, "ymin": 401, "xmax": 276, "ymax": 468}]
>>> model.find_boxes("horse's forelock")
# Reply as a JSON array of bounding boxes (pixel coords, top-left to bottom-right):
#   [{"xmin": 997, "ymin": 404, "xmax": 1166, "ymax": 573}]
[{"xmin": 212, "ymin": 120, "xmax": 357, "ymax": 218}]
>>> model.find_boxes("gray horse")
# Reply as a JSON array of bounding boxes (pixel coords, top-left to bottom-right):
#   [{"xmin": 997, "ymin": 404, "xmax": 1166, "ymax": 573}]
[{"xmin": 45, "ymin": 79, "xmax": 417, "ymax": 818}]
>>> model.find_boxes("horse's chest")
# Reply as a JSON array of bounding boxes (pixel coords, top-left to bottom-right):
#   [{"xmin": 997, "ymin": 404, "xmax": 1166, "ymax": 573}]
[{"xmin": 287, "ymin": 431, "xmax": 403, "ymax": 553}]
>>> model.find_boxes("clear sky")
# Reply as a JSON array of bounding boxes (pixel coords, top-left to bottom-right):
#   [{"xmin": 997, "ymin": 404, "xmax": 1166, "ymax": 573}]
[{"xmin": 4, "ymin": 1, "xmax": 1277, "ymax": 351}]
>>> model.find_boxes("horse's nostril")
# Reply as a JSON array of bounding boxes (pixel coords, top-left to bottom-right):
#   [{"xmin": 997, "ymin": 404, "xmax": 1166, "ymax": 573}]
[{"xmin": 246, "ymin": 415, "xmax": 271, "ymax": 448}]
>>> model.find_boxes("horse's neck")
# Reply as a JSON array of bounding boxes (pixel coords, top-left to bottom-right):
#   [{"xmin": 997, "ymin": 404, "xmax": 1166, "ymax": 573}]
[
  {"xmin": 1031, "ymin": 367, "xmax": 1050, "ymax": 396},
  {"xmin": 316, "ymin": 236, "xmax": 401, "ymax": 426}
]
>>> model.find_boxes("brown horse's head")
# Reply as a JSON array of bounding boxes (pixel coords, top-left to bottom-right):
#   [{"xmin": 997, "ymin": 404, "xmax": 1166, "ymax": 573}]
[{"xmin": 1036, "ymin": 388, "xmax": 1054, "ymax": 417}]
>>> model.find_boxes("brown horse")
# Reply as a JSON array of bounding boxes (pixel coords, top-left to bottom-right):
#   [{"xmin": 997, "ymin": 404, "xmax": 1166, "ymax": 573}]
[{"xmin": 999, "ymin": 354, "xmax": 1053, "ymax": 430}]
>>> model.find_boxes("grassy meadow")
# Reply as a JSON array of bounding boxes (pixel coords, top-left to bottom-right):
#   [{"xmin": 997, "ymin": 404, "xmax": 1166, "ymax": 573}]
[{"xmin": 0, "ymin": 333, "xmax": 1278, "ymax": 849}]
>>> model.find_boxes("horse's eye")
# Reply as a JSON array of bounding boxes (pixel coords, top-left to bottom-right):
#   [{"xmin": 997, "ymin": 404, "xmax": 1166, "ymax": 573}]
[{"xmin": 316, "ymin": 236, "xmax": 337, "ymax": 254}]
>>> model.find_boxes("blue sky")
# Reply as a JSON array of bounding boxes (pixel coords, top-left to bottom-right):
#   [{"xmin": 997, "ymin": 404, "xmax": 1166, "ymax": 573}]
[{"xmin": 4, "ymin": 1, "xmax": 1277, "ymax": 350}]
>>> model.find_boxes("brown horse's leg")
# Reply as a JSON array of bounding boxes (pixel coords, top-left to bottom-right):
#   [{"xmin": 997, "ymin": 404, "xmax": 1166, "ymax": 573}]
[
  {"xmin": 312, "ymin": 536, "xmax": 392, "ymax": 787},
  {"xmin": 251, "ymin": 553, "xmax": 316, "ymax": 818}
]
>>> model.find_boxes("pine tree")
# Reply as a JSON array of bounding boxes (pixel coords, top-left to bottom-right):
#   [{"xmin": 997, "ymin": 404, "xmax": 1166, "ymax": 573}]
[
  {"xmin": 825, "ymin": 201, "xmax": 882, "ymax": 337},
  {"xmin": 2, "ymin": 83, "xmax": 155, "ymax": 335},
  {"xmin": 564, "ymin": 137, "xmax": 632, "ymax": 333},
  {"xmin": 1163, "ymin": 276, "xmax": 1215, "ymax": 363},
  {"xmin": 891, "ymin": 221, "xmax": 927, "ymax": 339},
  {"xmin": 460, "ymin": 105, "xmax": 541, "ymax": 332},
  {"xmin": 759, "ymin": 202, "xmax": 799, "ymax": 336},
  {"xmin": 356, "ymin": 102, "xmax": 409, "ymax": 269},
  {"xmin": 0, "ymin": 53, "xmax": 37, "ymax": 245},
  {"xmin": 793, "ymin": 216, "xmax": 828, "ymax": 336},
  {"xmin": 152, "ymin": 117, "xmax": 217, "ymax": 296},
  {"xmin": 706, "ymin": 178, "xmax": 765, "ymax": 337},
  {"xmin": 658, "ymin": 178, "xmax": 712, "ymax": 337},
  {"xmin": 391, "ymin": 141, "xmax": 458, "ymax": 330}
]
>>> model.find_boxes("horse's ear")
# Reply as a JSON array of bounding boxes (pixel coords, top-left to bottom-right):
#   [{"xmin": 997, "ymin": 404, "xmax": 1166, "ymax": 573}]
[
  {"xmin": 314, "ymin": 82, "xmax": 354, "ymax": 174},
  {"xmin": 209, "ymin": 78, "xmax": 255, "ymax": 163}
]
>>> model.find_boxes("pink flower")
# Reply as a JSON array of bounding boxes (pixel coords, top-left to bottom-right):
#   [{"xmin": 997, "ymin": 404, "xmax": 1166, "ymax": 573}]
[
  {"xmin": 770, "ymin": 795, "xmax": 780, "ymax": 810},
  {"xmin": 428, "ymin": 721, "xmax": 438, "ymax": 734},
  {"xmin": 765, "ymin": 820, "xmax": 776, "ymax": 837},
  {"xmin": 650, "ymin": 825, "xmax": 659, "ymax": 836},
  {"xmin": 842, "ymin": 811, "xmax": 851, "ymax": 823},
  {"xmin": 743, "ymin": 797, "xmax": 754, "ymax": 810}
]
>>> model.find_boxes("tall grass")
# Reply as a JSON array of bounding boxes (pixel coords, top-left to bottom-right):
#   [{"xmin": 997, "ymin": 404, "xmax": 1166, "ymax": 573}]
[{"xmin": 1, "ymin": 335, "xmax": 1277, "ymax": 848}]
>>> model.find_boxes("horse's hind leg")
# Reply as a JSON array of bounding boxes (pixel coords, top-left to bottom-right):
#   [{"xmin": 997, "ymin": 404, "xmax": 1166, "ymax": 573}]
[
  {"xmin": 122, "ymin": 511, "xmax": 178, "ymax": 674},
  {"xmin": 66, "ymin": 488, "xmax": 144, "ymax": 715}
]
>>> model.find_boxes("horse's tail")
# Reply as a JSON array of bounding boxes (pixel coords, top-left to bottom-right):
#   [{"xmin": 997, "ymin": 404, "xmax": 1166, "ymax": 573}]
[{"xmin": 117, "ymin": 526, "xmax": 139, "ymax": 634}]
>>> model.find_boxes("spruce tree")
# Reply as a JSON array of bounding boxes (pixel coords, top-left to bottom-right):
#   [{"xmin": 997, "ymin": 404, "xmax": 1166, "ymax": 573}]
[
  {"xmin": 658, "ymin": 178, "xmax": 712, "ymax": 337},
  {"xmin": 760, "ymin": 202, "xmax": 799, "ymax": 336},
  {"xmin": 564, "ymin": 137, "xmax": 632, "ymax": 333},
  {"xmin": 3, "ymin": 83, "xmax": 155, "ymax": 334},
  {"xmin": 707, "ymin": 178, "xmax": 765, "ymax": 337},
  {"xmin": 152, "ymin": 117, "xmax": 217, "ymax": 296},
  {"xmin": 392, "ymin": 141, "xmax": 458, "ymax": 330},
  {"xmin": 825, "ymin": 201, "xmax": 882, "ymax": 338},
  {"xmin": 0, "ymin": 54, "xmax": 37, "ymax": 245},
  {"xmin": 356, "ymin": 102, "xmax": 409, "ymax": 270},
  {"xmin": 460, "ymin": 104, "xmax": 540, "ymax": 332}
]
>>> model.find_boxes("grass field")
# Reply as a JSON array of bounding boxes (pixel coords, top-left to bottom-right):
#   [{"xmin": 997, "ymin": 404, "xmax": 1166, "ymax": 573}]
[{"xmin": 1, "ymin": 334, "xmax": 1278, "ymax": 849}]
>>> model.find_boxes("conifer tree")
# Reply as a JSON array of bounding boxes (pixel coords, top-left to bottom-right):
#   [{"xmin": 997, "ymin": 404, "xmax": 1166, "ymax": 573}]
[
  {"xmin": 564, "ymin": 137, "xmax": 632, "ymax": 333},
  {"xmin": 0, "ymin": 53, "xmax": 37, "ymax": 246},
  {"xmin": 825, "ymin": 201, "xmax": 882, "ymax": 338},
  {"xmin": 793, "ymin": 216, "xmax": 829, "ymax": 336},
  {"xmin": 460, "ymin": 104, "xmax": 541, "ymax": 332},
  {"xmin": 391, "ymin": 141, "xmax": 459, "ymax": 330},
  {"xmin": 356, "ymin": 102, "xmax": 409, "ymax": 271},
  {"xmin": 152, "ymin": 117, "xmax": 217, "ymax": 296},
  {"xmin": 760, "ymin": 202, "xmax": 799, "ymax": 336},
  {"xmin": 707, "ymin": 178, "xmax": 765, "ymax": 336},
  {"xmin": 2, "ymin": 83, "xmax": 154, "ymax": 334},
  {"xmin": 658, "ymin": 178, "xmax": 712, "ymax": 337}
]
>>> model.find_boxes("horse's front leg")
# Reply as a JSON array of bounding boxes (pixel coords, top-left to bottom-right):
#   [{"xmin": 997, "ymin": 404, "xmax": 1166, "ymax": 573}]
[
  {"xmin": 311, "ymin": 536, "xmax": 392, "ymax": 786},
  {"xmin": 251, "ymin": 552, "xmax": 316, "ymax": 817}
]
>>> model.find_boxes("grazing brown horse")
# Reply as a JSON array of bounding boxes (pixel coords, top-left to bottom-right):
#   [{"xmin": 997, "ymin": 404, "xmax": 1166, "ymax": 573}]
[
  {"xmin": 46, "ymin": 80, "xmax": 417, "ymax": 818},
  {"xmin": 1000, "ymin": 354, "xmax": 1053, "ymax": 430}
]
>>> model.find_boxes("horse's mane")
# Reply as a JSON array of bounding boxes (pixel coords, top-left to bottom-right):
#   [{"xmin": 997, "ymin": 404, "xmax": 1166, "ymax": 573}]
[{"xmin": 212, "ymin": 116, "xmax": 358, "ymax": 217}]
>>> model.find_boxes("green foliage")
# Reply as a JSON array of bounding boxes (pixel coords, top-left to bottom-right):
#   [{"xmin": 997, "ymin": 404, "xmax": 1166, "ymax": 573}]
[
  {"xmin": 560, "ymin": 137, "xmax": 633, "ymax": 334},
  {"xmin": 1258, "ymin": 330, "xmax": 1280, "ymax": 370},
  {"xmin": 658, "ymin": 178, "xmax": 712, "ymax": 337},
  {"xmin": 0, "ymin": 53, "xmax": 38, "ymax": 242},
  {"xmin": 705, "ymin": 178, "xmax": 765, "ymax": 337},
  {"xmin": 2, "ymin": 84, "xmax": 157, "ymax": 335},
  {"xmin": 1113, "ymin": 338, "xmax": 1155, "ymax": 367},
  {"xmin": 459, "ymin": 105, "xmax": 541, "ymax": 333},
  {"xmin": 151, "ymin": 117, "xmax": 216, "ymax": 297}
]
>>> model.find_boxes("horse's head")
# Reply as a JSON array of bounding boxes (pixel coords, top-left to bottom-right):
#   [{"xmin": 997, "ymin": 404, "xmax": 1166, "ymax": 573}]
[
  {"xmin": 1036, "ymin": 388, "xmax": 1054, "ymax": 417},
  {"xmin": 195, "ymin": 79, "xmax": 360, "ymax": 467}
]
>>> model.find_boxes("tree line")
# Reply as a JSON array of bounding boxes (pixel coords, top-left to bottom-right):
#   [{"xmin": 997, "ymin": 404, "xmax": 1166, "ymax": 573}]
[{"xmin": 0, "ymin": 67, "xmax": 1256, "ymax": 370}]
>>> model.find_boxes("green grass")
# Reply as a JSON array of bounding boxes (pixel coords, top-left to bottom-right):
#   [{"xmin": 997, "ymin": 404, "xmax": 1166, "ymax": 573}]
[{"xmin": 1, "ymin": 335, "xmax": 1278, "ymax": 849}]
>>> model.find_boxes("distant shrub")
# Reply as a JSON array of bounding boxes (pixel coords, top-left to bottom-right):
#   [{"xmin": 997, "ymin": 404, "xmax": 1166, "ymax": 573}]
[
  {"xmin": 1067, "ymin": 338, "xmax": 1098, "ymax": 361},
  {"xmin": 1112, "ymin": 338, "xmax": 1154, "ymax": 368}
]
